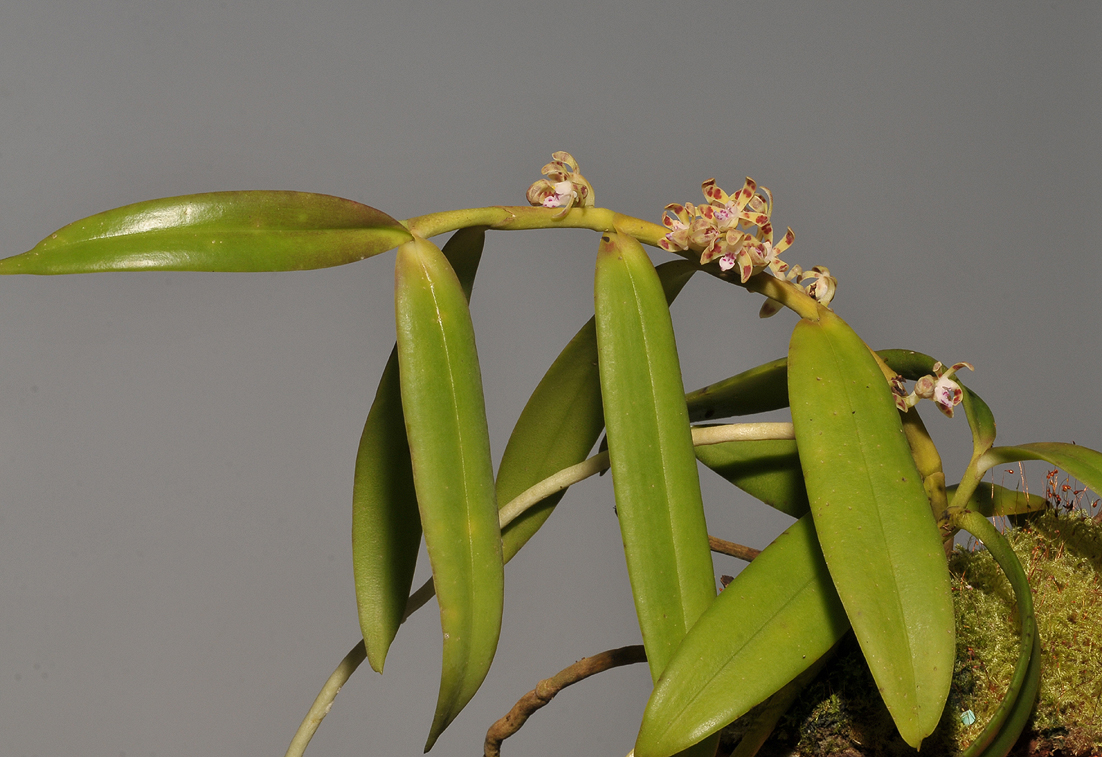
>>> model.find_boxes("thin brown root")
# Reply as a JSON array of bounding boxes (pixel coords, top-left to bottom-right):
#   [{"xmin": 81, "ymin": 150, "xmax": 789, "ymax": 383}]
[
  {"xmin": 483, "ymin": 645, "xmax": 646, "ymax": 757},
  {"xmin": 709, "ymin": 534, "xmax": 761, "ymax": 562}
]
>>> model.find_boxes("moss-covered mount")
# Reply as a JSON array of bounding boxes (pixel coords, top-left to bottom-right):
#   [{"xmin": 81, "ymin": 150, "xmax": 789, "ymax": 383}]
[{"xmin": 718, "ymin": 508, "xmax": 1102, "ymax": 757}]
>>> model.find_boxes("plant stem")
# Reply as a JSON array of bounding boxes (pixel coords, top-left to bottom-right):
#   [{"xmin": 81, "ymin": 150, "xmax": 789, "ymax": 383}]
[
  {"xmin": 402, "ymin": 205, "xmax": 821, "ymax": 320},
  {"xmin": 284, "ymin": 641, "xmax": 368, "ymax": 757}
]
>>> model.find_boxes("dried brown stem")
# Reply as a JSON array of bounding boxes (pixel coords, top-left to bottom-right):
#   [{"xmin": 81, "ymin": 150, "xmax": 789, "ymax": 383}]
[
  {"xmin": 709, "ymin": 534, "xmax": 761, "ymax": 562},
  {"xmin": 484, "ymin": 645, "xmax": 647, "ymax": 757}
]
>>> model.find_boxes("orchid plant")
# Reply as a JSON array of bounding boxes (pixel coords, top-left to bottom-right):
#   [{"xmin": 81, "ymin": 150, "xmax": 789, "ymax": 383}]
[{"xmin": 3, "ymin": 152, "xmax": 1099, "ymax": 757}]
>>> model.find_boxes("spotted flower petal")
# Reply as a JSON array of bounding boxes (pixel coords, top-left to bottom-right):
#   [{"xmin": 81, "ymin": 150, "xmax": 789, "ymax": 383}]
[{"xmin": 932, "ymin": 376, "xmax": 963, "ymax": 417}]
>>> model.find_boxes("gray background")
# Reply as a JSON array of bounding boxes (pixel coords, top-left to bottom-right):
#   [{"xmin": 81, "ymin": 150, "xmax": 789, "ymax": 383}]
[{"xmin": 1, "ymin": 3, "xmax": 1098, "ymax": 756}]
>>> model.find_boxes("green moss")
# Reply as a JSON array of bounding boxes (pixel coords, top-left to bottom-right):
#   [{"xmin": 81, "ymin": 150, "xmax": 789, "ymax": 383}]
[{"xmin": 720, "ymin": 509, "xmax": 1102, "ymax": 757}]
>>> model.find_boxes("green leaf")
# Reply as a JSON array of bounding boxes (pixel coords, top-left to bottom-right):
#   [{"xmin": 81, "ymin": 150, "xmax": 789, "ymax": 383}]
[
  {"xmin": 685, "ymin": 356, "xmax": 789, "ymax": 422},
  {"xmin": 726, "ymin": 651, "xmax": 834, "ymax": 757},
  {"xmin": 953, "ymin": 510, "xmax": 1039, "ymax": 757},
  {"xmin": 961, "ymin": 386, "xmax": 997, "ymax": 457},
  {"xmin": 0, "ymin": 191, "xmax": 412, "ymax": 274},
  {"xmin": 594, "ymin": 232, "xmax": 715, "ymax": 682},
  {"xmin": 978, "ymin": 442, "xmax": 1102, "ymax": 496},
  {"xmin": 968, "ymin": 632, "xmax": 1041, "ymax": 757},
  {"xmin": 496, "ymin": 259, "xmax": 696, "ymax": 563},
  {"xmin": 967, "ymin": 630, "xmax": 1041, "ymax": 757},
  {"xmin": 694, "ymin": 438, "xmax": 810, "ymax": 518},
  {"xmin": 394, "ymin": 235, "xmax": 502, "ymax": 750},
  {"xmin": 945, "ymin": 482, "xmax": 1047, "ymax": 518},
  {"xmin": 635, "ymin": 514, "xmax": 849, "ymax": 757},
  {"xmin": 788, "ymin": 308, "xmax": 955, "ymax": 749},
  {"xmin": 351, "ymin": 228, "xmax": 485, "ymax": 674},
  {"xmin": 351, "ymin": 346, "xmax": 416, "ymax": 674},
  {"xmin": 875, "ymin": 348, "xmax": 937, "ymax": 380},
  {"xmin": 685, "ymin": 347, "xmax": 963, "ymax": 424}
]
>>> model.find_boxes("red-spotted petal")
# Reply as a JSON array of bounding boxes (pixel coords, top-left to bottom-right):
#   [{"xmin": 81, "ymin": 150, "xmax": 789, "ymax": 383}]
[
  {"xmin": 702, "ymin": 178, "xmax": 729, "ymax": 206},
  {"xmin": 774, "ymin": 227, "xmax": 795, "ymax": 254}
]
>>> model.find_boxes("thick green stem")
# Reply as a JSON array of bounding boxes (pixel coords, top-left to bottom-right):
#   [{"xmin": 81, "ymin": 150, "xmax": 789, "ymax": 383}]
[
  {"xmin": 402, "ymin": 206, "xmax": 820, "ymax": 320},
  {"xmin": 404, "ymin": 205, "xmax": 641, "ymax": 240},
  {"xmin": 947, "ymin": 446, "xmax": 1000, "ymax": 523},
  {"xmin": 744, "ymin": 274, "xmax": 821, "ymax": 320}
]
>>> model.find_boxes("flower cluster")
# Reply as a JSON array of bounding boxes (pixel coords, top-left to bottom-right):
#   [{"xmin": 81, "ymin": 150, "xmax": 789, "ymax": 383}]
[
  {"xmin": 658, "ymin": 178, "xmax": 835, "ymax": 314},
  {"xmin": 526, "ymin": 152, "xmax": 595, "ymax": 217},
  {"xmin": 659, "ymin": 178, "xmax": 792, "ymax": 282},
  {"xmin": 891, "ymin": 361, "xmax": 974, "ymax": 417}
]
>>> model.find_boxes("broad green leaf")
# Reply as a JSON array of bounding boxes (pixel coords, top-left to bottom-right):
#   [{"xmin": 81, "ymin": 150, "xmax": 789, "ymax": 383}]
[
  {"xmin": 394, "ymin": 236, "xmax": 501, "ymax": 750},
  {"xmin": 978, "ymin": 442, "xmax": 1102, "ymax": 496},
  {"xmin": 788, "ymin": 308, "xmax": 954, "ymax": 749},
  {"xmin": 351, "ymin": 228, "xmax": 484, "ymax": 674},
  {"xmin": 953, "ymin": 510, "xmax": 1039, "ymax": 757},
  {"xmin": 351, "ymin": 346, "xmax": 415, "ymax": 674},
  {"xmin": 945, "ymin": 482, "xmax": 1047, "ymax": 518},
  {"xmin": 876, "ymin": 348, "xmax": 937, "ymax": 380},
  {"xmin": 727, "ymin": 651, "xmax": 834, "ymax": 757},
  {"xmin": 594, "ymin": 232, "xmax": 715, "ymax": 682},
  {"xmin": 0, "ymin": 191, "xmax": 412, "ymax": 274},
  {"xmin": 694, "ymin": 439, "xmax": 810, "ymax": 518},
  {"xmin": 497, "ymin": 259, "xmax": 697, "ymax": 563},
  {"xmin": 685, "ymin": 357, "xmax": 788, "ymax": 422},
  {"xmin": 635, "ymin": 515, "xmax": 849, "ymax": 757}
]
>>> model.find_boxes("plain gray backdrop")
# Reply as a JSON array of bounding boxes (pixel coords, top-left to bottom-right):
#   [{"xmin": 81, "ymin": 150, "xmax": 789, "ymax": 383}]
[{"xmin": 1, "ymin": 3, "xmax": 1098, "ymax": 756}]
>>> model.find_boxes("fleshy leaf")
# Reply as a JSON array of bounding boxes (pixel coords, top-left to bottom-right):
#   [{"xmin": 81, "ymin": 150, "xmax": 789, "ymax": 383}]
[
  {"xmin": 635, "ymin": 515, "xmax": 848, "ymax": 757},
  {"xmin": 351, "ymin": 228, "xmax": 484, "ymax": 674},
  {"xmin": 944, "ymin": 482, "xmax": 1047, "ymax": 518},
  {"xmin": 876, "ymin": 349, "xmax": 937, "ymax": 380},
  {"xmin": 394, "ymin": 236, "xmax": 502, "ymax": 750},
  {"xmin": 977, "ymin": 442, "xmax": 1102, "ymax": 497},
  {"xmin": 961, "ymin": 385, "xmax": 997, "ymax": 457},
  {"xmin": 497, "ymin": 260, "xmax": 697, "ymax": 563},
  {"xmin": 694, "ymin": 438, "xmax": 810, "ymax": 518},
  {"xmin": 0, "ymin": 191, "xmax": 412, "ymax": 274},
  {"xmin": 788, "ymin": 308, "xmax": 955, "ymax": 749},
  {"xmin": 594, "ymin": 232, "xmax": 716, "ymax": 682},
  {"xmin": 953, "ymin": 510, "xmax": 1040, "ymax": 757},
  {"xmin": 684, "ymin": 357, "xmax": 788, "ymax": 422}
]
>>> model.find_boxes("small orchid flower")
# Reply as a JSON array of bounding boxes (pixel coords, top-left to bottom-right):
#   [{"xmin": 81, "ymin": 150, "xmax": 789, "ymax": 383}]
[
  {"xmin": 658, "ymin": 204, "xmax": 694, "ymax": 252},
  {"xmin": 797, "ymin": 265, "xmax": 837, "ymax": 307},
  {"xmin": 929, "ymin": 361, "xmax": 973, "ymax": 417},
  {"xmin": 901, "ymin": 361, "xmax": 974, "ymax": 417},
  {"xmin": 526, "ymin": 151, "xmax": 595, "ymax": 218}
]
